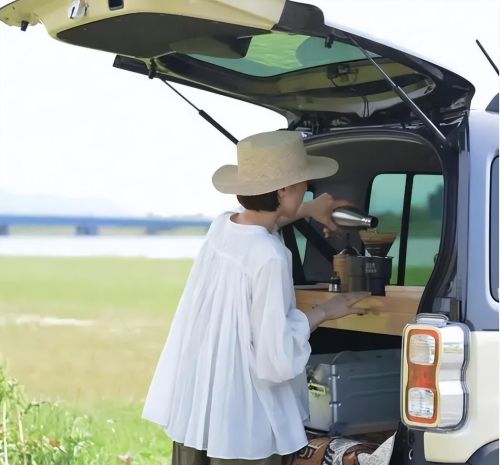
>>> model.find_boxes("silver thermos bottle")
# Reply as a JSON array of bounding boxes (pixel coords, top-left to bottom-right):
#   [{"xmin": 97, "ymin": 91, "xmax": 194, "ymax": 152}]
[{"xmin": 331, "ymin": 207, "xmax": 378, "ymax": 229}]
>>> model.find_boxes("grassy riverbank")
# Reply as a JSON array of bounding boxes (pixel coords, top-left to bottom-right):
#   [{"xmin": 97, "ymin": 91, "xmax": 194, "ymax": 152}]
[
  {"xmin": 1, "ymin": 366, "xmax": 174, "ymax": 465},
  {"xmin": 0, "ymin": 256, "xmax": 194, "ymax": 464}
]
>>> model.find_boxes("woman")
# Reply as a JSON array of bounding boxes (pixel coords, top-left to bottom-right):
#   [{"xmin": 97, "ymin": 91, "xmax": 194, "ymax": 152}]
[{"xmin": 142, "ymin": 131, "xmax": 368, "ymax": 465}]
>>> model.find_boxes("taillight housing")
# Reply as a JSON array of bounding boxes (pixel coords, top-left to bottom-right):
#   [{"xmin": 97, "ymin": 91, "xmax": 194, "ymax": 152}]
[{"xmin": 402, "ymin": 313, "xmax": 469, "ymax": 431}]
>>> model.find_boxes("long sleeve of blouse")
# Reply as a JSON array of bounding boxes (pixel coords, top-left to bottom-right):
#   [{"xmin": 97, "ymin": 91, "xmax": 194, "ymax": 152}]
[{"xmin": 250, "ymin": 256, "xmax": 311, "ymax": 384}]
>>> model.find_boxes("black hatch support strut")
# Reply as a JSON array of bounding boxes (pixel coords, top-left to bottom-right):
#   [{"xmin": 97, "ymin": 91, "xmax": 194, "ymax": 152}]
[
  {"xmin": 476, "ymin": 39, "xmax": 499, "ymax": 75},
  {"xmin": 148, "ymin": 61, "xmax": 336, "ymax": 269},
  {"xmin": 148, "ymin": 62, "xmax": 239, "ymax": 145},
  {"xmin": 348, "ymin": 36, "xmax": 448, "ymax": 147}
]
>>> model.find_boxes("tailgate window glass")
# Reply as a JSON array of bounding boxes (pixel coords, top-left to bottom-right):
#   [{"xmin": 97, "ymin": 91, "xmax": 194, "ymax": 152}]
[
  {"xmin": 368, "ymin": 174, "xmax": 405, "ymax": 284},
  {"xmin": 189, "ymin": 33, "xmax": 378, "ymax": 77},
  {"xmin": 406, "ymin": 176, "xmax": 443, "ymax": 285},
  {"xmin": 491, "ymin": 157, "xmax": 499, "ymax": 301},
  {"xmin": 369, "ymin": 173, "xmax": 443, "ymax": 286}
]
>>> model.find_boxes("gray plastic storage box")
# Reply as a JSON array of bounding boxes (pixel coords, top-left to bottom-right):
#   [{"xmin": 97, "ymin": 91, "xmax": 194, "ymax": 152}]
[{"xmin": 304, "ymin": 349, "xmax": 401, "ymax": 436}]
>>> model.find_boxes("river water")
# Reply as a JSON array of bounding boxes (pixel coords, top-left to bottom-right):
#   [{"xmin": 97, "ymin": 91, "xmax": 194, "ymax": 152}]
[
  {"xmin": 0, "ymin": 235, "xmax": 440, "ymax": 265},
  {"xmin": 0, "ymin": 235, "xmax": 206, "ymax": 259}
]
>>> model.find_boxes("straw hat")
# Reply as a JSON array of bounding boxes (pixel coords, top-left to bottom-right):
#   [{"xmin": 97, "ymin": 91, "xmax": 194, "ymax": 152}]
[{"xmin": 212, "ymin": 131, "xmax": 339, "ymax": 195}]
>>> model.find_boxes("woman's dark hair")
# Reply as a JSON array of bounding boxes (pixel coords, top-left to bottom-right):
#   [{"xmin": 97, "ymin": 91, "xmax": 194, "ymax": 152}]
[{"xmin": 237, "ymin": 190, "xmax": 279, "ymax": 212}]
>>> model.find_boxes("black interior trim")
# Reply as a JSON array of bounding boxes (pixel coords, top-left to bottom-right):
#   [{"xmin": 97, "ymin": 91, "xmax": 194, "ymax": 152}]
[
  {"xmin": 58, "ymin": 13, "xmax": 266, "ymax": 58},
  {"xmin": 419, "ymin": 126, "xmax": 462, "ymax": 320},
  {"xmin": 274, "ymin": 1, "xmax": 330, "ymax": 37},
  {"xmin": 281, "ymin": 225, "xmax": 307, "ymax": 284},
  {"xmin": 397, "ymin": 174, "xmax": 414, "ymax": 285},
  {"xmin": 114, "ymin": 55, "xmax": 149, "ymax": 75},
  {"xmin": 293, "ymin": 218, "xmax": 337, "ymax": 265},
  {"xmin": 310, "ymin": 327, "xmax": 402, "ymax": 355},
  {"xmin": 108, "ymin": 0, "xmax": 124, "ymax": 11},
  {"xmin": 489, "ymin": 155, "xmax": 499, "ymax": 302},
  {"xmin": 486, "ymin": 94, "xmax": 499, "ymax": 113}
]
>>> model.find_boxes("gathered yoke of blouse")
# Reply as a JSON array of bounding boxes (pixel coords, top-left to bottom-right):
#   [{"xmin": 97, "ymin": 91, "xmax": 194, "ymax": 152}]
[{"xmin": 142, "ymin": 212, "xmax": 312, "ymax": 459}]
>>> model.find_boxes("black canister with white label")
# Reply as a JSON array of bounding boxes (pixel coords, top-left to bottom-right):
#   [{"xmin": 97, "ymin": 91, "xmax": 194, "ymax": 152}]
[{"xmin": 364, "ymin": 256, "xmax": 393, "ymax": 296}]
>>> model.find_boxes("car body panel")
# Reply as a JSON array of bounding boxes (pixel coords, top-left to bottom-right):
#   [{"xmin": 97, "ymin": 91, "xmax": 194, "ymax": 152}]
[
  {"xmin": 423, "ymin": 331, "xmax": 499, "ymax": 463},
  {"xmin": 468, "ymin": 440, "xmax": 499, "ymax": 465},
  {"xmin": 465, "ymin": 111, "xmax": 499, "ymax": 330},
  {"xmin": 0, "ymin": 0, "xmax": 285, "ymax": 36}
]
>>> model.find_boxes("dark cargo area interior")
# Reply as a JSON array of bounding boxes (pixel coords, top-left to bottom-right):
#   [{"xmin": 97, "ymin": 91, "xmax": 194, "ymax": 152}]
[{"xmin": 290, "ymin": 129, "xmax": 444, "ymax": 440}]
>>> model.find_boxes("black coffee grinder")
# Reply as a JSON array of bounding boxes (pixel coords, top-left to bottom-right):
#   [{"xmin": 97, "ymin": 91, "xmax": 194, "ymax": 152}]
[
  {"xmin": 330, "ymin": 207, "xmax": 397, "ymax": 296},
  {"xmin": 359, "ymin": 231, "xmax": 397, "ymax": 296}
]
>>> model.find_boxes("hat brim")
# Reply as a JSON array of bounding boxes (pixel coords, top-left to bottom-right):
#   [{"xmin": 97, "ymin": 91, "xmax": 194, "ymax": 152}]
[{"xmin": 212, "ymin": 155, "xmax": 339, "ymax": 195}]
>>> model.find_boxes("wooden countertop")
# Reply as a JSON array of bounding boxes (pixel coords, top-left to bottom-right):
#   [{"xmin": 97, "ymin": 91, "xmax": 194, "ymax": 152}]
[{"xmin": 295, "ymin": 285, "xmax": 423, "ymax": 336}]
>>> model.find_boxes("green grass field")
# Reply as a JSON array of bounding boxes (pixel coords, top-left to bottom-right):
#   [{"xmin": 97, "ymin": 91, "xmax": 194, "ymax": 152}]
[{"xmin": 0, "ymin": 257, "xmax": 194, "ymax": 465}]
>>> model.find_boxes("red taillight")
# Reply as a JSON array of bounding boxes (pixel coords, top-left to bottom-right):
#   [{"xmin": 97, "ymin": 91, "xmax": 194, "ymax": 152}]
[
  {"xmin": 402, "ymin": 315, "xmax": 469, "ymax": 431},
  {"xmin": 405, "ymin": 329, "xmax": 440, "ymax": 424}
]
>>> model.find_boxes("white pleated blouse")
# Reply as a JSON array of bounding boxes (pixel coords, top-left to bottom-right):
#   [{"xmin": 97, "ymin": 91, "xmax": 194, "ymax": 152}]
[{"xmin": 142, "ymin": 212, "xmax": 312, "ymax": 459}]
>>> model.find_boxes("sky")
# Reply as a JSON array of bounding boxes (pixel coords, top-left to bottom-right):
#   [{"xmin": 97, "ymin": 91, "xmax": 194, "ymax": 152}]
[
  {"xmin": 0, "ymin": 0, "xmax": 498, "ymax": 218},
  {"xmin": 0, "ymin": 7, "xmax": 286, "ymax": 217}
]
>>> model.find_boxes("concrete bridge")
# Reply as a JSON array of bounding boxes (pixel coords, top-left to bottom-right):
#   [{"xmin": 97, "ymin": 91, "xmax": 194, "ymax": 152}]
[{"xmin": 0, "ymin": 214, "xmax": 213, "ymax": 235}]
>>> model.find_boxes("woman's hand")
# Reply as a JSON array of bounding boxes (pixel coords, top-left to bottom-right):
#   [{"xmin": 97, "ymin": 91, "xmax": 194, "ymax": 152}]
[
  {"xmin": 318, "ymin": 292, "xmax": 371, "ymax": 321},
  {"xmin": 306, "ymin": 193, "xmax": 353, "ymax": 238}
]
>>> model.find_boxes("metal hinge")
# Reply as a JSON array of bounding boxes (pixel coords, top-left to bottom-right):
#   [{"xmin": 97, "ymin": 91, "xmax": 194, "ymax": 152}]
[{"xmin": 69, "ymin": 0, "xmax": 87, "ymax": 19}]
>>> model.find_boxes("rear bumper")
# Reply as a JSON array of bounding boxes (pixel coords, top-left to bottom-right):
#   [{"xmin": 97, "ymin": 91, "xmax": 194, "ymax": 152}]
[{"xmin": 468, "ymin": 441, "xmax": 499, "ymax": 465}]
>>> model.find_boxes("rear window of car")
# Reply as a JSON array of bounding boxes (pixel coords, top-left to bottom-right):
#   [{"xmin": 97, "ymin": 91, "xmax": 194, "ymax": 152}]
[
  {"xmin": 369, "ymin": 173, "xmax": 443, "ymax": 286},
  {"xmin": 491, "ymin": 157, "xmax": 498, "ymax": 301},
  {"xmin": 188, "ymin": 33, "xmax": 379, "ymax": 77}
]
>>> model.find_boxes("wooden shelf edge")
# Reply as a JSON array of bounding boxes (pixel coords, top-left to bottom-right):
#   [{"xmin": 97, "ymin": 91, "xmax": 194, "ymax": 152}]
[{"xmin": 295, "ymin": 285, "xmax": 422, "ymax": 336}]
